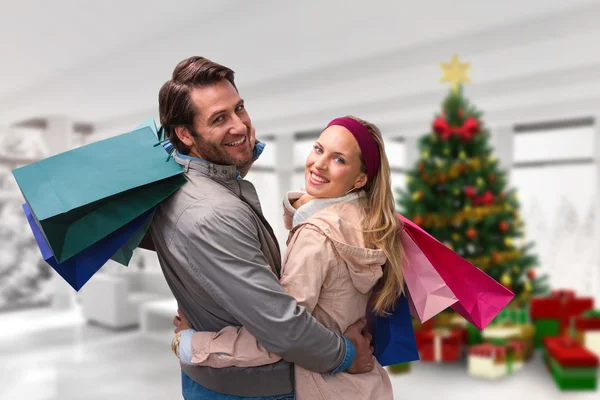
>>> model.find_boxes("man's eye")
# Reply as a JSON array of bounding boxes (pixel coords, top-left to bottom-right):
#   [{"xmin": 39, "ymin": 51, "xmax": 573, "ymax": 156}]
[
  {"xmin": 214, "ymin": 116, "xmax": 224, "ymax": 123},
  {"xmin": 235, "ymin": 104, "xmax": 245, "ymax": 112}
]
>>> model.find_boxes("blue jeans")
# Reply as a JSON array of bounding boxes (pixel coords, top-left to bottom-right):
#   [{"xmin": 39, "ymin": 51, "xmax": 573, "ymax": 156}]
[{"xmin": 181, "ymin": 371, "xmax": 294, "ymax": 400}]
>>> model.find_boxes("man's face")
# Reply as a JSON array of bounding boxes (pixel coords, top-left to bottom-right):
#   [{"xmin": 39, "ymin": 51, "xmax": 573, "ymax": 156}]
[{"xmin": 183, "ymin": 80, "xmax": 253, "ymax": 166}]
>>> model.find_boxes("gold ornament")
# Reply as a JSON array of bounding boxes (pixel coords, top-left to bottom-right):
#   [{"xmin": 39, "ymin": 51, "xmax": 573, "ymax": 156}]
[
  {"xmin": 459, "ymin": 151, "xmax": 467, "ymax": 160},
  {"xmin": 406, "ymin": 176, "xmax": 413, "ymax": 183},
  {"xmin": 451, "ymin": 233, "xmax": 461, "ymax": 242},
  {"xmin": 523, "ymin": 280, "xmax": 532, "ymax": 292},
  {"xmin": 476, "ymin": 177, "xmax": 485, "ymax": 187},
  {"xmin": 488, "ymin": 155, "xmax": 496, "ymax": 163},
  {"xmin": 500, "ymin": 273, "xmax": 512, "ymax": 287},
  {"xmin": 422, "ymin": 151, "xmax": 430, "ymax": 159},
  {"xmin": 440, "ymin": 54, "xmax": 471, "ymax": 93},
  {"xmin": 505, "ymin": 238, "xmax": 513, "ymax": 247},
  {"xmin": 505, "ymin": 204, "xmax": 513, "ymax": 212},
  {"xmin": 412, "ymin": 191, "xmax": 423, "ymax": 201},
  {"xmin": 435, "ymin": 159, "xmax": 444, "ymax": 168},
  {"xmin": 453, "ymin": 188, "xmax": 460, "ymax": 196},
  {"xmin": 443, "ymin": 147, "xmax": 451, "ymax": 156},
  {"xmin": 464, "ymin": 205, "xmax": 472, "ymax": 212},
  {"xmin": 512, "ymin": 265, "xmax": 520, "ymax": 273}
]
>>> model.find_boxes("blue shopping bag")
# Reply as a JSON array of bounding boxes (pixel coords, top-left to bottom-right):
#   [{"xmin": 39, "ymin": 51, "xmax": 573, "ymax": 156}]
[
  {"xmin": 373, "ymin": 294, "xmax": 420, "ymax": 366},
  {"xmin": 23, "ymin": 203, "xmax": 156, "ymax": 291}
]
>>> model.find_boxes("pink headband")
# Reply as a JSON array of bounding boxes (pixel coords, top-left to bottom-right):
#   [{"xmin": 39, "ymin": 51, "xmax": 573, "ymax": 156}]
[{"xmin": 326, "ymin": 117, "xmax": 380, "ymax": 179}]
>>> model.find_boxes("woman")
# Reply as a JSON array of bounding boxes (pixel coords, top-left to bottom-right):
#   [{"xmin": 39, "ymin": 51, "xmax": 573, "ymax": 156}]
[{"xmin": 174, "ymin": 116, "xmax": 404, "ymax": 399}]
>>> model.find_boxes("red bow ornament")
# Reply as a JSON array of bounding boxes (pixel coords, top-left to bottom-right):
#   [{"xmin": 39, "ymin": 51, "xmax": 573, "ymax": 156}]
[{"xmin": 433, "ymin": 117, "xmax": 480, "ymax": 142}]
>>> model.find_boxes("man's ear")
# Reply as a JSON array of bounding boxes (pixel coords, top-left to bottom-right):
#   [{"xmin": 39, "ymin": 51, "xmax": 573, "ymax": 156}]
[{"xmin": 174, "ymin": 126, "xmax": 195, "ymax": 147}]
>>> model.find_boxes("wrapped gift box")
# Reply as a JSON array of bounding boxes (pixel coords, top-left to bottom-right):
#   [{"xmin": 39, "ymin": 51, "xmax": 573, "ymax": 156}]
[
  {"xmin": 575, "ymin": 310, "xmax": 600, "ymax": 359},
  {"xmin": 468, "ymin": 344, "xmax": 515, "ymax": 379},
  {"xmin": 466, "ymin": 322, "xmax": 483, "ymax": 345},
  {"xmin": 482, "ymin": 323, "xmax": 535, "ymax": 361},
  {"xmin": 416, "ymin": 328, "xmax": 463, "ymax": 362},
  {"xmin": 543, "ymin": 336, "xmax": 598, "ymax": 391},
  {"xmin": 507, "ymin": 340, "xmax": 526, "ymax": 371},
  {"xmin": 491, "ymin": 305, "xmax": 530, "ymax": 325},
  {"xmin": 530, "ymin": 290, "xmax": 594, "ymax": 348}
]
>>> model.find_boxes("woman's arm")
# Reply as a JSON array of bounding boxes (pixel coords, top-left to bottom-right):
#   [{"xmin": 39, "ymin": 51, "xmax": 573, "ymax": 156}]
[
  {"xmin": 174, "ymin": 310, "xmax": 281, "ymax": 368},
  {"xmin": 176, "ymin": 225, "xmax": 336, "ymax": 368}
]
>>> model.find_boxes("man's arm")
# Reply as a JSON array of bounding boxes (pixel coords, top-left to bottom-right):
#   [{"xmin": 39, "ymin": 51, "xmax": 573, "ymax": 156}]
[{"xmin": 182, "ymin": 204, "xmax": 350, "ymax": 373}]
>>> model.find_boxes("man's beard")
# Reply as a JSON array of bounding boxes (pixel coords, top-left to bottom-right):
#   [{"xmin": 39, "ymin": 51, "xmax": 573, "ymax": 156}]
[{"xmin": 191, "ymin": 131, "xmax": 252, "ymax": 167}]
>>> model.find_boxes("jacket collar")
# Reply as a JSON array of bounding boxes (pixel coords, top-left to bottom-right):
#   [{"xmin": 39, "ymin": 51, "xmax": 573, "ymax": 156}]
[{"xmin": 173, "ymin": 152, "xmax": 241, "ymax": 182}]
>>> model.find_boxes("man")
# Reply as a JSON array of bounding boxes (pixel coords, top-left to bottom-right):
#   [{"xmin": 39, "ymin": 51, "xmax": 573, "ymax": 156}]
[{"xmin": 148, "ymin": 56, "xmax": 374, "ymax": 399}]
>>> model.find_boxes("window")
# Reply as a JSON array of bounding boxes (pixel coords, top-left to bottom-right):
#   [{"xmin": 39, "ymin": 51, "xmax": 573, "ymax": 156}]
[{"xmin": 511, "ymin": 120, "xmax": 597, "ymax": 297}]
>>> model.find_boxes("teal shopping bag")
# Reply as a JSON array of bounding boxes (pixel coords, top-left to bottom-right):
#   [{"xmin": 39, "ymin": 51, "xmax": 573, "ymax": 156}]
[{"xmin": 13, "ymin": 123, "xmax": 185, "ymax": 263}]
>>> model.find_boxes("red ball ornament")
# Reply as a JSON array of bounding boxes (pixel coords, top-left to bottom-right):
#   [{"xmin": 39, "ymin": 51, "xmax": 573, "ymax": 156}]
[
  {"xmin": 481, "ymin": 190, "xmax": 494, "ymax": 205},
  {"xmin": 499, "ymin": 221, "xmax": 509, "ymax": 232},
  {"xmin": 413, "ymin": 215, "xmax": 424, "ymax": 226},
  {"xmin": 464, "ymin": 186, "xmax": 476, "ymax": 197},
  {"xmin": 527, "ymin": 269, "xmax": 536, "ymax": 280},
  {"xmin": 492, "ymin": 251, "xmax": 501, "ymax": 264},
  {"xmin": 466, "ymin": 228, "xmax": 478, "ymax": 240}
]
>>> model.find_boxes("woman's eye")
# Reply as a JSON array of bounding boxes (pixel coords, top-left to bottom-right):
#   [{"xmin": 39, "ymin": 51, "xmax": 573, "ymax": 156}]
[
  {"xmin": 313, "ymin": 145, "xmax": 323, "ymax": 154},
  {"xmin": 335, "ymin": 157, "xmax": 345, "ymax": 164}
]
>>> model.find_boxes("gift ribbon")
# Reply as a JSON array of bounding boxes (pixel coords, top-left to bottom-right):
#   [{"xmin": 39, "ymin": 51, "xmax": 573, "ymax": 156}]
[
  {"xmin": 582, "ymin": 309, "xmax": 600, "ymax": 318},
  {"xmin": 433, "ymin": 117, "xmax": 480, "ymax": 141}
]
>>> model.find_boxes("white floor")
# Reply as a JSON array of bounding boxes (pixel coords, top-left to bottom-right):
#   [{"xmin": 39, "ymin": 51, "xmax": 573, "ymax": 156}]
[{"xmin": 1, "ymin": 307, "xmax": 597, "ymax": 400}]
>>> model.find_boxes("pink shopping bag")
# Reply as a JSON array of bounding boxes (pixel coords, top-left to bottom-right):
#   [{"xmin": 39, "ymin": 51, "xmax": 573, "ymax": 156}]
[{"xmin": 398, "ymin": 213, "xmax": 514, "ymax": 330}]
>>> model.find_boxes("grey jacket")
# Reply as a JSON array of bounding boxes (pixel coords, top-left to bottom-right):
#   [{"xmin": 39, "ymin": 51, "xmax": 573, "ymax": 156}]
[{"xmin": 149, "ymin": 154, "xmax": 347, "ymax": 397}]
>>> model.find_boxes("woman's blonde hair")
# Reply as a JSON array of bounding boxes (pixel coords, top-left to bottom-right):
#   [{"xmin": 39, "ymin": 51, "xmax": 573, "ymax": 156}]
[{"xmin": 346, "ymin": 115, "xmax": 405, "ymax": 315}]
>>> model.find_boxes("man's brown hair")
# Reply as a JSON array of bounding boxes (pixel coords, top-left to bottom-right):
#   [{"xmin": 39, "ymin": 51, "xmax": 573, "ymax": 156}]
[{"xmin": 158, "ymin": 56, "xmax": 236, "ymax": 154}]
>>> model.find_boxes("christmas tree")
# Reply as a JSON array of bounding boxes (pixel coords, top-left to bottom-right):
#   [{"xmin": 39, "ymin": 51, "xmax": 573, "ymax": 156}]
[{"xmin": 397, "ymin": 55, "xmax": 549, "ymax": 306}]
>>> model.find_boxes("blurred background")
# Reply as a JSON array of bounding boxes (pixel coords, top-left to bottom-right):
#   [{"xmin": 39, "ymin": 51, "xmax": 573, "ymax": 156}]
[{"xmin": 1, "ymin": 0, "xmax": 599, "ymax": 399}]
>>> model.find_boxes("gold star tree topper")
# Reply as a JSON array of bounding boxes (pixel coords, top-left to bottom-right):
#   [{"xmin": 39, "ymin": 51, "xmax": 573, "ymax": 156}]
[{"xmin": 440, "ymin": 54, "xmax": 471, "ymax": 92}]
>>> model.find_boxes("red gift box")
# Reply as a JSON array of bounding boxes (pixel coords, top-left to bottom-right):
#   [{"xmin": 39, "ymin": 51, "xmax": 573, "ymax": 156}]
[
  {"xmin": 575, "ymin": 313, "xmax": 600, "ymax": 331},
  {"xmin": 543, "ymin": 336, "xmax": 599, "ymax": 367},
  {"xmin": 416, "ymin": 329, "xmax": 463, "ymax": 362},
  {"xmin": 468, "ymin": 343, "xmax": 508, "ymax": 357},
  {"xmin": 530, "ymin": 289, "xmax": 594, "ymax": 333}
]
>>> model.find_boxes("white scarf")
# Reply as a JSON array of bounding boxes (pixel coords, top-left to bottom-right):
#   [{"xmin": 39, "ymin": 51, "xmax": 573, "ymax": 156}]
[{"xmin": 291, "ymin": 191, "xmax": 363, "ymax": 228}]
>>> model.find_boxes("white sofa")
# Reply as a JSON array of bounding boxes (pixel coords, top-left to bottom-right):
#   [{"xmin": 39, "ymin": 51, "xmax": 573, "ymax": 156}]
[{"xmin": 79, "ymin": 263, "xmax": 174, "ymax": 330}]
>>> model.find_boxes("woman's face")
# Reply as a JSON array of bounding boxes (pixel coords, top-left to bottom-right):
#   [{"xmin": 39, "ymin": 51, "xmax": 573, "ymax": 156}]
[{"xmin": 304, "ymin": 125, "xmax": 368, "ymax": 198}]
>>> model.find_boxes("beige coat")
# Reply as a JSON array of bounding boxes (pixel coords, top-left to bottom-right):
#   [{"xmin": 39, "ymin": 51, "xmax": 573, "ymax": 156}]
[{"xmin": 187, "ymin": 192, "xmax": 394, "ymax": 399}]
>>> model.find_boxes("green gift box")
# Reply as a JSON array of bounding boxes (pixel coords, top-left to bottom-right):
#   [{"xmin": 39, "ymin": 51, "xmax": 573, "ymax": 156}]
[{"xmin": 491, "ymin": 305, "xmax": 529, "ymax": 325}]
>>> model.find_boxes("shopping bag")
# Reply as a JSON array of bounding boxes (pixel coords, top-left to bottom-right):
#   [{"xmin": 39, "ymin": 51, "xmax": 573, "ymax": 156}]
[
  {"xmin": 373, "ymin": 294, "xmax": 420, "ymax": 366},
  {"xmin": 398, "ymin": 214, "xmax": 514, "ymax": 330},
  {"xmin": 13, "ymin": 124, "xmax": 184, "ymax": 263},
  {"xmin": 23, "ymin": 203, "xmax": 156, "ymax": 290},
  {"xmin": 400, "ymin": 227, "xmax": 458, "ymax": 323}
]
